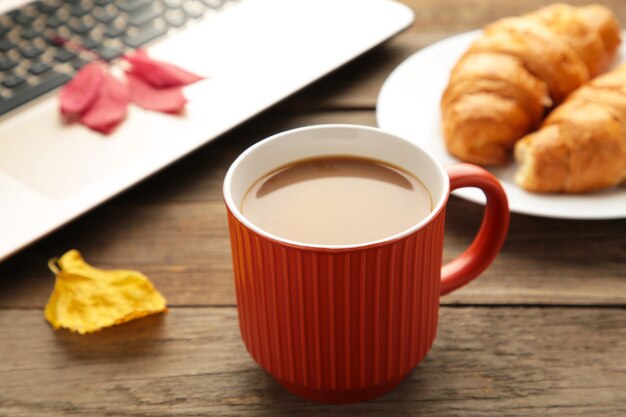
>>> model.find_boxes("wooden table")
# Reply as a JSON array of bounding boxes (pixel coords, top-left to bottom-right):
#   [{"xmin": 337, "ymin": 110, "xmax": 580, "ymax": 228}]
[{"xmin": 2, "ymin": 1, "xmax": 626, "ymax": 415}]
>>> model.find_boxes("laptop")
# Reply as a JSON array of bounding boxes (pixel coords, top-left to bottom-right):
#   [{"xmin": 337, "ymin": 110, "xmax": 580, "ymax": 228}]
[{"xmin": 0, "ymin": 0, "xmax": 414, "ymax": 262}]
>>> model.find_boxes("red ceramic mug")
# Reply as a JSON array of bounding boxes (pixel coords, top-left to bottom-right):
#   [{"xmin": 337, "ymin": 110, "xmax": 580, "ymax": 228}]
[{"xmin": 223, "ymin": 125, "xmax": 509, "ymax": 404}]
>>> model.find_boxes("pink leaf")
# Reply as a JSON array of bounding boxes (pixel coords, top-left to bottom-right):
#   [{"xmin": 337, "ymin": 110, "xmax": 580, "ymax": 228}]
[
  {"xmin": 126, "ymin": 73, "xmax": 187, "ymax": 113},
  {"xmin": 80, "ymin": 72, "xmax": 128, "ymax": 134},
  {"xmin": 59, "ymin": 62, "xmax": 105, "ymax": 115},
  {"xmin": 124, "ymin": 49, "xmax": 203, "ymax": 88}
]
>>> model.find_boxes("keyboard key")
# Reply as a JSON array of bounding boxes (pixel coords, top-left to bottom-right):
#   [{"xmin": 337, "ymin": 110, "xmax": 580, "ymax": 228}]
[
  {"xmin": 2, "ymin": 75, "xmax": 26, "ymax": 89},
  {"xmin": 71, "ymin": 5, "xmax": 91, "ymax": 17},
  {"xmin": 183, "ymin": 1, "xmax": 205, "ymax": 18},
  {"xmin": 69, "ymin": 21, "xmax": 95, "ymax": 35},
  {"xmin": 128, "ymin": 4, "xmax": 163, "ymax": 26},
  {"xmin": 10, "ymin": 10, "xmax": 36, "ymax": 26},
  {"xmin": 94, "ymin": 8, "xmax": 119, "ymax": 23},
  {"xmin": 46, "ymin": 15, "xmax": 65, "ymax": 28},
  {"xmin": 21, "ymin": 46, "xmax": 44, "ymax": 58},
  {"xmin": 104, "ymin": 25, "xmax": 125, "ymax": 38},
  {"xmin": 0, "ymin": 58, "xmax": 18, "ymax": 71},
  {"xmin": 0, "ymin": 72, "xmax": 72, "ymax": 116},
  {"xmin": 45, "ymin": 34, "xmax": 62, "ymax": 45},
  {"xmin": 164, "ymin": 9, "xmax": 186, "ymax": 27},
  {"xmin": 71, "ymin": 57, "xmax": 89, "ymax": 70},
  {"xmin": 119, "ymin": 0, "xmax": 153, "ymax": 12},
  {"xmin": 21, "ymin": 28, "xmax": 42, "ymax": 40},
  {"xmin": 54, "ymin": 48, "xmax": 77, "ymax": 62},
  {"xmin": 123, "ymin": 23, "xmax": 166, "ymax": 48},
  {"xmin": 96, "ymin": 46, "xmax": 122, "ymax": 60},
  {"xmin": 201, "ymin": 0, "xmax": 225, "ymax": 8},
  {"xmin": 36, "ymin": 1, "xmax": 62, "ymax": 15},
  {"xmin": 163, "ymin": 0, "xmax": 183, "ymax": 8},
  {"xmin": 80, "ymin": 36, "xmax": 101, "ymax": 49},
  {"xmin": 28, "ymin": 62, "xmax": 53, "ymax": 75},
  {"xmin": 0, "ymin": 39, "xmax": 16, "ymax": 52}
]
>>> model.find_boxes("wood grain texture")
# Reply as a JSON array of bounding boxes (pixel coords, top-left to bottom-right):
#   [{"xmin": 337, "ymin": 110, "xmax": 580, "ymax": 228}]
[
  {"xmin": 1, "ymin": 1, "xmax": 626, "ymax": 414},
  {"xmin": 1, "ymin": 306, "xmax": 625, "ymax": 416},
  {"xmin": 1, "ymin": 111, "xmax": 624, "ymax": 308},
  {"xmin": 1, "ymin": 195, "xmax": 624, "ymax": 308}
]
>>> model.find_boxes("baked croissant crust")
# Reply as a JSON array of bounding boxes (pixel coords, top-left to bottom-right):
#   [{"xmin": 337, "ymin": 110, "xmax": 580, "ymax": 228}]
[
  {"xmin": 441, "ymin": 3, "xmax": 621, "ymax": 166},
  {"xmin": 515, "ymin": 65, "xmax": 626, "ymax": 193}
]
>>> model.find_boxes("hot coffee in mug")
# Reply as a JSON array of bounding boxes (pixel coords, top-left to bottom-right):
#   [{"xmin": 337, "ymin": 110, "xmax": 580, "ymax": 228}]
[
  {"xmin": 223, "ymin": 125, "xmax": 509, "ymax": 404},
  {"xmin": 242, "ymin": 156, "xmax": 432, "ymax": 245}
]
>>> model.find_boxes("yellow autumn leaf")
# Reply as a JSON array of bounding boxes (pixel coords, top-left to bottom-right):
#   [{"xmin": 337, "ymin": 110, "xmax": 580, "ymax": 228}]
[{"xmin": 44, "ymin": 250, "xmax": 167, "ymax": 334}]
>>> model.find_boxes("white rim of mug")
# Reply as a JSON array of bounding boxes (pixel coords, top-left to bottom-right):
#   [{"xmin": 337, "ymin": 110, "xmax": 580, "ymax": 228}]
[{"xmin": 223, "ymin": 124, "xmax": 451, "ymax": 250}]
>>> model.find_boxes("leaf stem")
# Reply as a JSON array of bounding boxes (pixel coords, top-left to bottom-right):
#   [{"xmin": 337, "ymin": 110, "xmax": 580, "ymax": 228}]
[{"xmin": 47, "ymin": 258, "xmax": 61, "ymax": 275}]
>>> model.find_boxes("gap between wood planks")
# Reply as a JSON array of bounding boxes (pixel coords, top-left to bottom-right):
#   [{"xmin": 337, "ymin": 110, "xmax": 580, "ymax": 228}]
[{"xmin": 3, "ymin": 304, "xmax": 626, "ymax": 311}]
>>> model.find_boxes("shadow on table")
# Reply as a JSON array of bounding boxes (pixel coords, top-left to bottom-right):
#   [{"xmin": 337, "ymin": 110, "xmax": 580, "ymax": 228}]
[
  {"xmin": 240, "ymin": 363, "xmax": 438, "ymax": 416},
  {"xmin": 51, "ymin": 312, "xmax": 167, "ymax": 361}
]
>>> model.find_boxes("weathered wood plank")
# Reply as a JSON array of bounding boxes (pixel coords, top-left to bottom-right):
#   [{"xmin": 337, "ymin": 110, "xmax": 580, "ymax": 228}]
[
  {"xmin": 1, "ymin": 1, "xmax": 626, "ymax": 415},
  {"xmin": 1, "ymin": 111, "xmax": 624, "ymax": 308},
  {"xmin": 1, "ymin": 306, "xmax": 624, "ymax": 416},
  {"xmin": 1, "ymin": 196, "xmax": 625, "ymax": 308}
]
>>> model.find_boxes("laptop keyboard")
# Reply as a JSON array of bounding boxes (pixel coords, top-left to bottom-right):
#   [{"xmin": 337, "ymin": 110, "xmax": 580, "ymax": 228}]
[{"xmin": 0, "ymin": 0, "xmax": 232, "ymax": 116}]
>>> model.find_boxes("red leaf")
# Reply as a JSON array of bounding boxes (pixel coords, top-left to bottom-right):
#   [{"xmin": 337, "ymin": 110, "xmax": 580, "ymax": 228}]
[
  {"xmin": 126, "ymin": 73, "xmax": 187, "ymax": 113},
  {"xmin": 59, "ymin": 62, "xmax": 105, "ymax": 115},
  {"xmin": 124, "ymin": 49, "xmax": 203, "ymax": 88},
  {"xmin": 80, "ymin": 72, "xmax": 128, "ymax": 134}
]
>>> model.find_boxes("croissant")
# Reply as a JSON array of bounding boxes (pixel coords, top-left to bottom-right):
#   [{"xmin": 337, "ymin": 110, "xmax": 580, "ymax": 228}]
[
  {"xmin": 441, "ymin": 3, "xmax": 621, "ymax": 166},
  {"xmin": 515, "ymin": 64, "xmax": 626, "ymax": 193}
]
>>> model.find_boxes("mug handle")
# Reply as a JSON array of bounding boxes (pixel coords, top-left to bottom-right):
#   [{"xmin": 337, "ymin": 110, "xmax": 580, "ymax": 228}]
[{"xmin": 440, "ymin": 163, "xmax": 510, "ymax": 295}]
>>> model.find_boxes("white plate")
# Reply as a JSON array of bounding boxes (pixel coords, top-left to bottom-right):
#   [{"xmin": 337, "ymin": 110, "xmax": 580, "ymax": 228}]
[{"xmin": 376, "ymin": 30, "xmax": 626, "ymax": 219}]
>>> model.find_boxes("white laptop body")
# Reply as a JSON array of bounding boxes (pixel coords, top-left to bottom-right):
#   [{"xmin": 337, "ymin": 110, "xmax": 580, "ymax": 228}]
[{"xmin": 0, "ymin": 0, "xmax": 414, "ymax": 261}]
